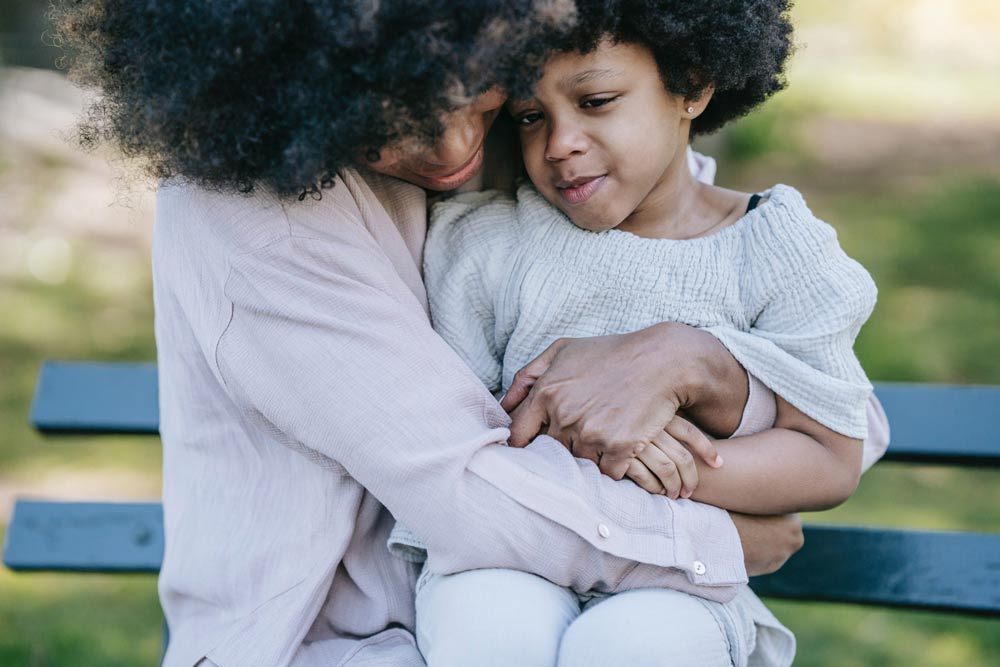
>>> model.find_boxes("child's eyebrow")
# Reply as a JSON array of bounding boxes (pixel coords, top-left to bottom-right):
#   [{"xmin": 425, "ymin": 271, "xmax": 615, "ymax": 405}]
[{"xmin": 561, "ymin": 68, "xmax": 624, "ymax": 90}]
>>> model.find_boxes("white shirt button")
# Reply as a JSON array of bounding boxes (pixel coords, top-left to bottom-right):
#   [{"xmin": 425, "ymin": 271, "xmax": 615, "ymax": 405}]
[
  {"xmin": 597, "ymin": 523, "xmax": 611, "ymax": 539},
  {"xmin": 693, "ymin": 560, "xmax": 707, "ymax": 575}
]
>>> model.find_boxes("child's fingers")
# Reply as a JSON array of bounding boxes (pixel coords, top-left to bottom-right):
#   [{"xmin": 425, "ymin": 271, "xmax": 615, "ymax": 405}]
[
  {"xmin": 638, "ymin": 433, "xmax": 688, "ymax": 499},
  {"xmin": 665, "ymin": 415, "xmax": 723, "ymax": 468},
  {"xmin": 652, "ymin": 431, "xmax": 700, "ymax": 498},
  {"xmin": 625, "ymin": 458, "xmax": 666, "ymax": 496}
]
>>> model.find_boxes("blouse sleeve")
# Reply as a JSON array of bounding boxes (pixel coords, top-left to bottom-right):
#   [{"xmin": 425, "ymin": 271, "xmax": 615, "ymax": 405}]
[
  {"xmin": 424, "ymin": 192, "xmax": 519, "ymax": 395},
  {"xmin": 707, "ymin": 203, "xmax": 877, "ymax": 438},
  {"xmin": 215, "ymin": 211, "xmax": 747, "ymax": 601}
]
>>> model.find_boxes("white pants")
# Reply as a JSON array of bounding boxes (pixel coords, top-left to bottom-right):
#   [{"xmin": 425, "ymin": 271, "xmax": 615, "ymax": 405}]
[{"xmin": 415, "ymin": 568, "xmax": 749, "ymax": 667}]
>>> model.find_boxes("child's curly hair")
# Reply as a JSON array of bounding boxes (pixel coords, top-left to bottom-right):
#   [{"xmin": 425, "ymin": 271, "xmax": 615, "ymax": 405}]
[
  {"xmin": 49, "ymin": 0, "xmax": 574, "ymax": 197},
  {"xmin": 554, "ymin": 0, "xmax": 793, "ymax": 136}
]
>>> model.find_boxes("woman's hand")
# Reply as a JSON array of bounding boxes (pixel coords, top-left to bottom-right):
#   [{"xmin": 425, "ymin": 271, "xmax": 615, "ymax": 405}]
[
  {"xmin": 500, "ymin": 322, "xmax": 745, "ymax": 480},
  {"xmin": 625, "ymin": 415, "xmax": 723, "ymax": 499},
  {"xmin": 729, "ymin": 512, "xmax": 804, "ymax": 576}
]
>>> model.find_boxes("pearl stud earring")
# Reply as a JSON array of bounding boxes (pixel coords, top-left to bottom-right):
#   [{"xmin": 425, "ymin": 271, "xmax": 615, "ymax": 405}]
[{"xmin": 686, "ymin": 106, "xmax": 695, "ymax": 114}]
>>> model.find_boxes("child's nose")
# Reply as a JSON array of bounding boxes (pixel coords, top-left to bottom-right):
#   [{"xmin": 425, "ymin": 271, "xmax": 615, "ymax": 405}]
[{"xmin": 544, "ymin": 120, "xmax": 588, "ymax": 161}]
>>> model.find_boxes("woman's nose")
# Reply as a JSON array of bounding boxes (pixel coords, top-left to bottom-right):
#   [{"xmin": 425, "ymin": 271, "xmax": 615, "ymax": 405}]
[
  {"xmin": 428, "ymin": 88, "xmax": 504, "ymax": 167},
  {"xmin": 431, "ymin": 112, "xmax": 484, "ymax": 166},
  {"xmin": 434, "ymin": 114, "xmax": 486, "ymax": 165},
  {"xmin": 545, "ymin": 120, "xmax": 588, "ymax": 161}
]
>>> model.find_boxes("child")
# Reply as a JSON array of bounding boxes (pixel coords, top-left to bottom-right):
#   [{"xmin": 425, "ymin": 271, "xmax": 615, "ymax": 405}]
[{"xmin": 394, "ymin": 3, "xmax": 877, "ymax": 665}]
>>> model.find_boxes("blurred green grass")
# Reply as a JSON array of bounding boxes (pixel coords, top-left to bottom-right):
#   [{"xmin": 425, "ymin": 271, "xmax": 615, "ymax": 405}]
[
  {"xmin": 3, "ymin": 1, "xmax": 1000, "ymax": 665},
  {"xmin": 0, "ymin": 541, "xmax": 163, "ymax": 667},
  {"xmin": 1, "ymin": 244, "xmax": 162, "ymax": 664}
]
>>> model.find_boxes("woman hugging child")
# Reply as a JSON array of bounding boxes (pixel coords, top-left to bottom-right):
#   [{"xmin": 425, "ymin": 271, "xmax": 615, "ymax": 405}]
[{"xmin": 392, "ymin": 2, "xmax": 883, "ymax": 665}]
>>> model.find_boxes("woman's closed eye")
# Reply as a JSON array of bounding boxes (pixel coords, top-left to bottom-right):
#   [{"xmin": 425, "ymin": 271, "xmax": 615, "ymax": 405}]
[{"xmin": 579, "ymin": 94, "xmax": 621, "ymax": 110}]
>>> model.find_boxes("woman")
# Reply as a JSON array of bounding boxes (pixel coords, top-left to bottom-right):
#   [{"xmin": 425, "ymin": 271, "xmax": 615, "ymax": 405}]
[{"xmin": 53, "ymin": 2, "xmax": 877, "ymax": 666}]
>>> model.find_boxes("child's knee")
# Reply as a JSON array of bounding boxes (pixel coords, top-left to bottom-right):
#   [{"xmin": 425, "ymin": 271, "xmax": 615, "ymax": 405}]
[
  {"xmin": 557, "ymin": 589, "xmax": 733, "ymax": 667},
  {"xmin": 416, "ymin": 568, "xmax": 579, "ymax": 667}
]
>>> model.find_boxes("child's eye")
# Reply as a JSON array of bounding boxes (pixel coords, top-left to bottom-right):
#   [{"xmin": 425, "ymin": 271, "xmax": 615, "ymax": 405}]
[
  {"xmin": 581, "ymin": 95, "xmax": 620, "ymax": 109},
  {"xmin": 515, "ymin": 111, "xmax": 543, "ymax": 126}
]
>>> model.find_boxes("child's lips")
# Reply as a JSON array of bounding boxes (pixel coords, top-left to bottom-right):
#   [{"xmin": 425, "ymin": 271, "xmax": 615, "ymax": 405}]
[{"xmin": 555, "ymin": 175, "xmax": 607, "ymax": 205}]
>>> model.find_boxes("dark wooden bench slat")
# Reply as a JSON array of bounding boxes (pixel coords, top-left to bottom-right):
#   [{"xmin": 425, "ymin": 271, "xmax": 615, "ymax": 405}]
[
  {"xmin": 6, "ymin": 499, "xmax": 999, "ymax": 616},
  {"xmin": 30, "ymin": 361, "xmax": 160, "ymax": 435},
  {"xmin": 28, "ymin": 363, "xmax": 1000, "ymax": 468},
  {"xmin": 2, "ymin": 500, "xmax": 163, "ymax": 573},
  {"xmin": 876, "ymin": 383, "xmax": 1000, "ymax": 465},
  {"xmin": 751, "ymin": 525, "xmax": 1000, "ymax": 616}
]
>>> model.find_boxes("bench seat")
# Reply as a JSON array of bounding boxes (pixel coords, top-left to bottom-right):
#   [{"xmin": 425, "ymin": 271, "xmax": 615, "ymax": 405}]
[
  {"xmin": 3, "ymin": 500, "xmax": 163, "ymax": 573},
  {"xmin": 5, "ymin": 498, "xmax": 999, "ymax": 615}
]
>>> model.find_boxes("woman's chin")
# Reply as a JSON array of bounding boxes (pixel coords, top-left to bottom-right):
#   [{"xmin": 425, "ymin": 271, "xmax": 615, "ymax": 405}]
[{"xmin": 414, "ymin": 149, "xmax": 485, "ymax": 191}]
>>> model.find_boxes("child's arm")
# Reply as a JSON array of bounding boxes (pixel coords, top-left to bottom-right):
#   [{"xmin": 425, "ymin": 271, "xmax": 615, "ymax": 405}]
[
  {"xmin": 697, "ymin": 399, "xmax": 861, "ymax": 513},
  {"xmin": 627, "ymin": 399, "xmax": 862, "ymax": 514}
]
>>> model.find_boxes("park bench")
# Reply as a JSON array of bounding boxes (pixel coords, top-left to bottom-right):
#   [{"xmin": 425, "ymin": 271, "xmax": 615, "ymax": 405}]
[{"xmin": 4, "ymin": 360, "xmax": 1000, "ymax": 661}]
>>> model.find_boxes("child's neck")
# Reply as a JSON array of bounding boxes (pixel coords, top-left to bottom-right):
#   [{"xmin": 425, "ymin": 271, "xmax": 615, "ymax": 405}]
[{"xmin": 616, "ymin": 162, "xmax": 744, "ymax": 241}]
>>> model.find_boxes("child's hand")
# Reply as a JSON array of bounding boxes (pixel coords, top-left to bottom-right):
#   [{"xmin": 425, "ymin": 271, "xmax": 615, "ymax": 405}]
[{"xmin": 625, "ymin": 415, "xmax": 723, "ymax": 498}]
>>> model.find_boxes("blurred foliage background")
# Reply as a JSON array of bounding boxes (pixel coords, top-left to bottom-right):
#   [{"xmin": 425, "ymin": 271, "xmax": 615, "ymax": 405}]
[{"xmin": 1, "ymin": 1, "xmax": 999, "ymax": 665}]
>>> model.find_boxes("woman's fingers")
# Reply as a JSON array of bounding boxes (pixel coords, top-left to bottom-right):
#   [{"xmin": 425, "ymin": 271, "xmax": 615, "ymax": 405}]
[
  {"xmin": 500, "ymin": 369, "xmax": 538, "ymax": 414},
  {"xmin": 626, "ymin": 459, "xmax": 665, "ymax": 495},
  {"xmin": 665, "ymin": 415, "xmax": 723, "ymax": 468},
  {"xmin": 596, "ymin": 447, "xmax": 637, "ymax": 481},
  {"xmin": 499, "ymin": 339, "xmax": 567, "ymax": 412},
  {"xmin": 507, "ymin": 393, "xmax": 547, "ymax": 448}
]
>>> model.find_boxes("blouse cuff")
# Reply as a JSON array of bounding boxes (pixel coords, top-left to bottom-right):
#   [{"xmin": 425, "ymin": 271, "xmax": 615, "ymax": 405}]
[{"xmin": 732, "ymin": 372, "xmax": 777, "ymax": 438}]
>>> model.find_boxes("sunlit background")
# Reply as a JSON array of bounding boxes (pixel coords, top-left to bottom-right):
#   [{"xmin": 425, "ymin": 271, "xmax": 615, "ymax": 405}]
[{"xmin": 2, "ymin": 1, "xmax": 999, "ymax": 665}]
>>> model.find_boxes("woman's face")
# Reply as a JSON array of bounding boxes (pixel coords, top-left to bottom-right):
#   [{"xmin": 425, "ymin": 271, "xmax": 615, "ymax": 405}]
[{"xmin": 367, "ymin": 88, "xmax": 506, "ymax": 191}]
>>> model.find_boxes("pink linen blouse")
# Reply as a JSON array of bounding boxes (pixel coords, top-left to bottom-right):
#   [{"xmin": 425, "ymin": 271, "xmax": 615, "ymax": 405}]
[{"xmin": 152, "ymin": 166, "xmax": 885, "ymax": 667}]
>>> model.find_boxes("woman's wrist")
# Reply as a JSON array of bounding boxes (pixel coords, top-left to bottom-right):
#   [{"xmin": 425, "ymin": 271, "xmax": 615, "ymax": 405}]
[
  {"xmin": 729, "ymin": 512, "xmax": 804, "ymax": 576},
  {"xmin": 651, "ymin": 322, "xmax": 749, "ymax": 437}
]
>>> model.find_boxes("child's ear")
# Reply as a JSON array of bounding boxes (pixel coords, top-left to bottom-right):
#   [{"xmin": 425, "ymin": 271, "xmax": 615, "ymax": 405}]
[{"xmin": 684, "ymin": 84, "xmax": 716, "ymax": 118}]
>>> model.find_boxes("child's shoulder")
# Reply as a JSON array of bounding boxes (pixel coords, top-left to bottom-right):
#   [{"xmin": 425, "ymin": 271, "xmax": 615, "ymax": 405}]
[
  {"xmin": 425, "ymin": 189, "xmax": 530, "ymax": 269},
  {"xmin": 441, "ymin": 181, "xmax": 570, "ymax": 236},
  {"xmin": 744, "ymin": 184, "xmax": 841, "ymax": 255},
  {"xmin": 430, "ymin": 188, "xmax": 517, "ymax": 223},
  {"xmin": 743, "ymin": 185, "xmax": 874, "ymax": 299},
  {"xmin": 429, "ymin": 189, "xmax": 518, "ymax": 238}
]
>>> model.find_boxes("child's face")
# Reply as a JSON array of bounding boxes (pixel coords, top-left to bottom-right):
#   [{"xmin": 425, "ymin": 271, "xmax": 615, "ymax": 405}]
[{"xmin": 508, "ymin": 41, "xmax": 691, "ymax": 232}]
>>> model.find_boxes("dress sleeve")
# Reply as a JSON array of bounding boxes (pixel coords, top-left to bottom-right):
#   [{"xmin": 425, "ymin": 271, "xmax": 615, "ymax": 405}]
[
  {"xmin": 424, "ymin": 192, "xmax": 518, "ymax": 395},
  {"xmin": 215, "ymin": 220, "xmax": 746, "ymax": 601},
  {"xmin": 707, "ymin": 206, "xmax": 877, "ymax": 439}
]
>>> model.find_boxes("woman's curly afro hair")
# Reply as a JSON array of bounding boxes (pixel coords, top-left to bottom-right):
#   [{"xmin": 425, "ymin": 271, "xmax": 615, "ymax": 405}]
[
  {"xmin": 552, "ymin": 0, "xmax": 793, "ymax": 136},
  {"xmin": 50, "ymin": 0, "xmax": 574, "ymax": 197}
]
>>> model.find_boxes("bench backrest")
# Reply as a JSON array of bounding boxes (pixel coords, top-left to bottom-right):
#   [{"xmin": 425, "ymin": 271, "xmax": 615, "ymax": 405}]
[{"xmin": 27, "ymin": 360, "xmax": 1000, "ymax": 464}]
